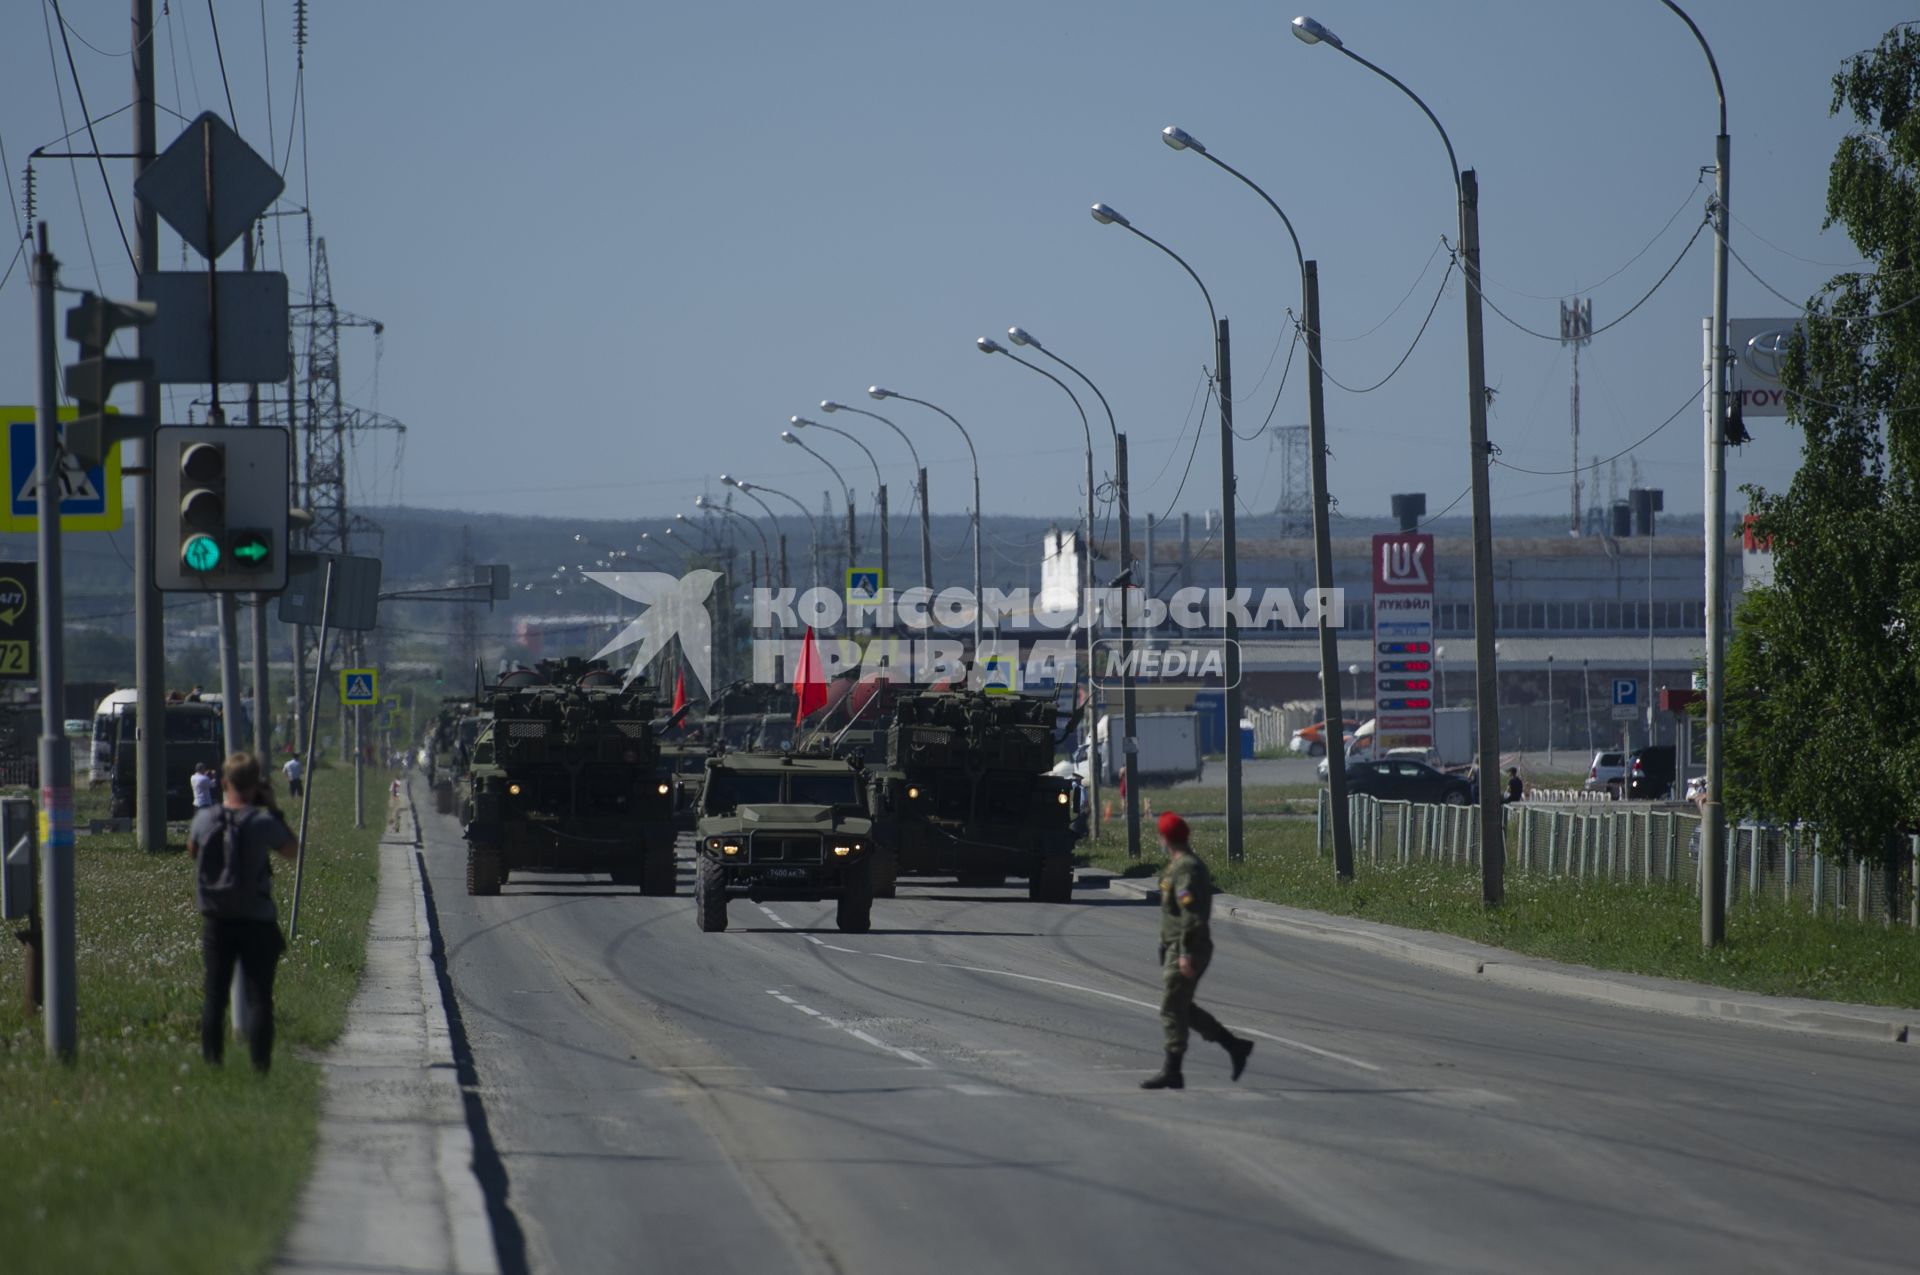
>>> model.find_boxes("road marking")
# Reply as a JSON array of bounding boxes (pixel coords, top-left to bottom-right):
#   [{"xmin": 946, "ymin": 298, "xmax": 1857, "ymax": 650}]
[
  {"xmin": 948, "ymin": 1084, "xmax": 1010, "ymax": 1097},
  {"xmin": 763, "ymin": 989, "xmax": 934, "ymax": 1068}
]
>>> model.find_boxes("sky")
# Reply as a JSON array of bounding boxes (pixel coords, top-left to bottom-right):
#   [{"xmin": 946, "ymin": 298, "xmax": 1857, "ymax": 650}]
[{"xmin": 1, "ymin": 0, "xmax": 1909, "ymax": 531}]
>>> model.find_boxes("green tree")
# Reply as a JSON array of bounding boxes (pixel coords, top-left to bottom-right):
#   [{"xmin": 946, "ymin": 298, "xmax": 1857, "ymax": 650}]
[{"xmin": 1729, "ymin": 24, "xmax": 1920, "ymax": 907}]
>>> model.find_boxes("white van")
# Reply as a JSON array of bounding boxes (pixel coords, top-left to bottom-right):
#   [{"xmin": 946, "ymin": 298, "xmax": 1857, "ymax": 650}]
[{"xmin": 90, "ymin": 689, "xmax": 138, "ymax": 785}]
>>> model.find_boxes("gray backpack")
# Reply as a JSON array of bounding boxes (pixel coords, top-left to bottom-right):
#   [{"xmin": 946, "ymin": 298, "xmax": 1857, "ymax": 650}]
[{"xmin": 197, "ymin": 808, "xmax": 266, "ymax": 918}]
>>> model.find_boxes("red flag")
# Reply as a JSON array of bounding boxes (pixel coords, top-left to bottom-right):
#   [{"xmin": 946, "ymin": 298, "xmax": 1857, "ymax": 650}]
[
  {"xmin": 671, "ymin": 666, "xmax": 686, "ymax": 717},
  {"xmin": 793, "ymin": 627, "xmax": 828, "ymax": 724}
]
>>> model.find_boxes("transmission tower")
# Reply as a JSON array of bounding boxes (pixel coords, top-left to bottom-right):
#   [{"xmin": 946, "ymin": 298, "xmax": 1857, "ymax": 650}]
[
  {"xmin": 304, "ymin": 239, "xmax": 350, "ymax": 557},
  {"xmin": 1269, "ymin": 424, "xmax": 1310, "ymax": 537}
]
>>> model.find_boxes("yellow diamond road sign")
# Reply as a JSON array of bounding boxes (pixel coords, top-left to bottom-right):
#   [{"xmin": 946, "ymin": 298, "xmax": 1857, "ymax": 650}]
[{"xmin": 339, "ymin": 668, "xmax": 379, "ymax": 706}]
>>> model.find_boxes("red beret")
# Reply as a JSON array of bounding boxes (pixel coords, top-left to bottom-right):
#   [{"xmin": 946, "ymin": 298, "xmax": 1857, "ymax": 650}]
[{"xmin": 1156, "ymin": 811, "xmax": 1190, "ymax": 843}]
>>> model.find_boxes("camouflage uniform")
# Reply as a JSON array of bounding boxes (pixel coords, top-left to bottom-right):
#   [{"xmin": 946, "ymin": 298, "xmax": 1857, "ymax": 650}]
[{"xmin": 1158, "ymin": 851, "xmax": 1230, "ymax": 1056}]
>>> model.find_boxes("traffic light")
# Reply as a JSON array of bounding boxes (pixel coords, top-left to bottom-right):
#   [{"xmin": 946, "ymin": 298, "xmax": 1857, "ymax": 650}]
[
  {"xmin": 151, "ymin": 425, "xmax": 290, "ymax": 591},
  {"xmin": 64, "ymin": 292, "xmax": 157, "ymax": 467}
]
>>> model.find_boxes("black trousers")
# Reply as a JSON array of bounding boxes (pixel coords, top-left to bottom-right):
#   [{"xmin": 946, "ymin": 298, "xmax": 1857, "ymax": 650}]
[{"xmin": 200, "ymin": 916, "xmax": 286, "ymax": 1071}]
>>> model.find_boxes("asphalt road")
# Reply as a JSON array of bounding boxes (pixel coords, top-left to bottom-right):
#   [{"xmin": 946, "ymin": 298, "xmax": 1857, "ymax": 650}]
[{"xmin": 416, "ymin": 794, "xmax": 1920, "ymax": 1275}]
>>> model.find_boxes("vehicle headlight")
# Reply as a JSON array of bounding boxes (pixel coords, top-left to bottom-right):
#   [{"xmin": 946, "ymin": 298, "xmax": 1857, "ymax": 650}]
[
  {"xmin": 1056, "ymin": 790, "xmax": 1069, "ymax": 805},
  {"xmin": 723, "ymin": 843, "xmax": 740, "ymax": 856},
  {"xmin": 907, "ymin": 786, "xmax": 920, "ymax": 799},
  {"xmin": 656, "ymin": 782, "xmax": 670, "ymax": 796},
  {"xmin": 832, "ymin": 843, "xmax": 858, "ymax": 858},
  {"xmin": 507, "ymin": 783, "xmax": 521, "ymax": 796}
]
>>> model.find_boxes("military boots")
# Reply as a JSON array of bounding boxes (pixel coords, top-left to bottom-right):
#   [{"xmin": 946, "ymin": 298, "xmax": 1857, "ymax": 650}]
[{"xmin": 1139, "ymin": 1051, "xmax": 1185, "ymax": 1090}]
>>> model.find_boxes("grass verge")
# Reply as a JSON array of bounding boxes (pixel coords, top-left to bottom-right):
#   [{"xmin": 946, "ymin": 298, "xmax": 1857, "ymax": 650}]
[
  {"xmin": 0, "ymin": 764, "xmax": 383, "ymax": 1274},
  {"xmin": 1078, "ymin": 814, "xmax": 1920, "ymax": 1010}
]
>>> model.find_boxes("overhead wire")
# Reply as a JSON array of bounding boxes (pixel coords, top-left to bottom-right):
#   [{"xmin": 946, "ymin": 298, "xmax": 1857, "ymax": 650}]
[
  {"xmin": 1139, "ymin": 369, "xmax": 1211, "ymax": 493},
  {"xmin": 1237, "ymin": 328, "xmax": 1300, "ymax": 442},
  {"xmin": 1462, "ymin": 215, "xmax": 1709, "ymax": 344},
  {"xmin": 1490, "ymin": 379, "xmax": 1706, "ymax": 476},
  {"xmin": 1725, "ymin": 240, "xmax": 1920, "ymax": 324},
  {"xmin": 1300, "ymin": 255, "xmax": 1455, "ymax": 394},
  {"xmin": 204, "ymin": 0, "xmax": 241, "ymax": 129},
  {"xmin": 1478, "ymin": 171, "xmax": 1705, "ymax": 302},
  {"xmin": 1157, "ymin": 380, "xmax": 1217, "ymax": 520},
  {"xmin": 1727, "ymin": 209, "xmax": 1868, "ymax": 270},
  {"xmin": 1322, "ymin": 235, "xmax": 1447, "ymax": 343},
  {"xmin": 40, "ymin": 0, "xmax": 125, "ymax": 282}
]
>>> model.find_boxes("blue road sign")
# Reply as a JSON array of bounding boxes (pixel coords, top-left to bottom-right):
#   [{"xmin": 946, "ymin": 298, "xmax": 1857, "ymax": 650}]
[
  {"xmin": 2, "ymin": 415, "xmax": 122, "ymax": 531},
  {"xmin": 1612, "ymin": 678, "xmax": 1638, "ymax": 707}
]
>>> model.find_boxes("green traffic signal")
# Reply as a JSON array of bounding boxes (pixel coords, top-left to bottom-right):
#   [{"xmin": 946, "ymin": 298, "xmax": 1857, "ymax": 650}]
[
  {"xmin": 228, "ymin": 529, "xmax": 271, "ymax": 569},
  {"xmin": 182, "ymin": 533, "xmax": 222, "ymax": 573}
]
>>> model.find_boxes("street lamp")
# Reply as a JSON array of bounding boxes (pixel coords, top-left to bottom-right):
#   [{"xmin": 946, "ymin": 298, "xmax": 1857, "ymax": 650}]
[
  {"xmin": 1089, "ymin": 200, "xmax": 1246, "ymax": 862},
  {"xmin": 1005, "ymin": 324, "xmax": 1143, "ymax": 861},
  {"xmin": 1293, "ymin": 13, "xmax": 1504, "ymax": 904},
  {"xmin": 823, "ymin": 399, "xmax": 932, "ymax": 592},
  {"xmin": 1161, "ymin": 120, "xmax": 1354, "ymax": 879},
  {"xmin": 638, "ymin": 530, "xmax": 688, "ymax": 570},
  {"xmin": 976, "ymin": 333, "xmax": 1114, "ymax": 846},
  {"xmin": 870, "ymin": 386, "xmax": 983, "ymax": 659},
  {"xmin": 1658, "ymin": 0, "xmax": 1730, "ymax": 947},
  {"xmin": 1436, "ymin": 644, "xmax": 1448, "ymax": 707},
  {"xmin": 1347, "ymin": 663, "xmax": 1360, "ymax": 705},
  {"xmin": 720, "ymin": 473, "xmax": 791, "ymax": 589},
  {"xmin": 793, "ymin": 414, "xmax": 887, "ymax": 585},
  {"xmin": 782, "ymin": 428, "xmax": 856, "ymax": 579},
  {"xmin": 730, "ymin": 474, "xmax": 818, "ymax": 591},
  {"xmin": 696, "ymin": 494, "xmax": 771, "ymax": 588},
  {"xmin": 674, "ymin": 511, "xmax": 720, "ymax": 551}
]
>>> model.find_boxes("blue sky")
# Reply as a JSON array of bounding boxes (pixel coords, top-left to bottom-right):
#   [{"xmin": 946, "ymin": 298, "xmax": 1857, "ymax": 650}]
[{"xmin": 1, "ymin": 0, "xmax": 1907, "ymax": 527}]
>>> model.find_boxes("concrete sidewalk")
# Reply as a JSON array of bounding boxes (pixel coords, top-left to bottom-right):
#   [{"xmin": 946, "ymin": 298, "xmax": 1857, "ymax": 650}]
[
  {"xmin": 1094, "ymin": 870, "xmax": 1917, "ymax": 1049},
  {"xmin": 275, "ymin": 781, "xmax": 499, "ymax": 1275}
]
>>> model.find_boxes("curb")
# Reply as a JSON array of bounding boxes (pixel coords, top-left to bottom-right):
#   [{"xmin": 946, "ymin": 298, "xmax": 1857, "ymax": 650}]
[
  {"xmin": 275, "ymin": 779, "xmax": 501, "ymax": 1275},
  {"xmin": 1096, "ymin": 871, "xmax": 1915, "ymax": 1049}
]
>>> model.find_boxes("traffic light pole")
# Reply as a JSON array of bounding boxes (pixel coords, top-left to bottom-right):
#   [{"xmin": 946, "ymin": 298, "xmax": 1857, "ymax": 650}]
[
  {"xmin": 33, "ymin": 226, "xmax": 77, "ymax": 1061},
  {"xmin": 132, "ymin": 0, "xmax": 167, "ymax": 855},
  {"xmin": 288, "ymin": 558, "xmax": 335, "ymax": 942}
]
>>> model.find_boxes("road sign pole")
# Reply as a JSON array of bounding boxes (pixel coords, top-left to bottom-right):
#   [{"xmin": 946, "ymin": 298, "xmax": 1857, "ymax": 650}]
[
  {"xmin": 289, "ymin": 558, "xmax": 334, "ymax": 942},
  {"xmin": 33, "ymin": 225, "xmax": 77, "ymax": 1062}
]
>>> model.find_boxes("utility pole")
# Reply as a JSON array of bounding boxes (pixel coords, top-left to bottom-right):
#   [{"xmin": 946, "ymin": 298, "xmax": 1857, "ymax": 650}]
[
  {"xmin": 877, "ymin": 484, "xmax": 889, "ymax": 592},
  {"xmin": 1702, "ymin": 122, "xmax": 1731, "ymax": 947},
  {"xmin": 247, "ymin": 226, "xmax": 270, "ymax": 759},
  {"xmin": 1560, "ymin": 298, "xmax": 1591, "ymax": 537},
  {"xmin": 1217, "ymin": 319, "xmax": 1244, "ymax": 861},
  {"xmin": 1117, "ymin": 434, "xmax": 1141, "ymax": 861},
  {"xmin": 33, "ymin": 226, "xmax": 76, "ymax": 1060},
  {"xmin": 918, "ymin": 468, "xmax": 933, "ymax": 594},
  {"xmin": 1461, "ymin": 170, "xmax": 1504, "ymax": 905},
  {"xmin": 132, "ymin": 0, "xmax": 167, "ymax": 853},
  {"xmin": 1303, "ymin": 263, "xmax": 1353, "ymax": 879}
]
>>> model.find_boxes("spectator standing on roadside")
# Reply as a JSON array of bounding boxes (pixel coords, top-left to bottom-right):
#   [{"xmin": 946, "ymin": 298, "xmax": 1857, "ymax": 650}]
[
  {"xmin": 283, "ymin": 754, "xmax": 304, "ymax": 799},
  {"xmin": 189, "ymin": 753, "xmax": 297, "ymax": 1073},
  {"xmin": 190, "ymin": 762, "xmax": 217, "ymax": 810},
  {"xmin": 1505, "ymin": 767, "xmax": 1524, "ymax": 804}
]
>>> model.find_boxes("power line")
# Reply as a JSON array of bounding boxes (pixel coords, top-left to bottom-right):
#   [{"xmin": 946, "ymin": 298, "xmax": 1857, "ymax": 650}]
[
  {"xmin": 1491, "ymin": 380, "xmax": 1705, "ymax": 477},
  {"xmin": 1158, "ymin": 379, "xmax": 1216, "ymax": 521},
  {"xmin": 1727, "ymin": 210, "xmax": 1868, "ymax": 270},
  {"xmin": 38, "ymin": 0, "xmax": 114, "ymax": 287},
  {"xmin": 1726, "ymin": 240, "xmax": 1920, "ymax": 325},
  {"xmin": 1462, "ymin": 216, "xmax": 1708, "ymax": 344},
  {"xmin": 1478, "ymin": 171, "xmax": 1705, "ymax": 302},
  {"xmin": 1302, "ymin": 256, "xmax": 1455, "ymax": 394},
  {"xmin": 1321, "ymin": 235, "xmax": 1447, "ymax": 343},
  {"xmin": 204, "ymin": 0, "xmax": 240, "ymax": 130},
  {"xmin": 1241, "ymin": 328, "xmax": 1300, "ymax": 442}
]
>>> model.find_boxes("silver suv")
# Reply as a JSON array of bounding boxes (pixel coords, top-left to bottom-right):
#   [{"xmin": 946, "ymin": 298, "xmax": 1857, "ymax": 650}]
[{"xmin": 1583, "ymin": 750, "xmax": 1625, "ymax": 796}]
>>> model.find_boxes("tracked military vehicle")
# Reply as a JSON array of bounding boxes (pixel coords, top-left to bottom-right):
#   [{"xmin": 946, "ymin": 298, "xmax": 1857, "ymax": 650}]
[
  {"xmin": 424, "ymin": 700, "xmax": 478, "ymax": 816},
  {"xmin": 866, "ymin": 690, "xmax": 1077, "ymax": 902},
  {"xmin": 463, "ymin": 658, "xmax": 678, "ymax": 896},
  {"xmin": 692, "ymin": 750, "xmax": 875, "ymax": 933}
]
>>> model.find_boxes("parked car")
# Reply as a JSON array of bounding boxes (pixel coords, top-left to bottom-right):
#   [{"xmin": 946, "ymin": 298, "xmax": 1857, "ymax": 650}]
[
  {"xmin": 1584, "ymin": 751, "xmax": 1626, "ymax": 796},
  {"xmin": 1289, "ymin": 716, "xmax": 1360, "ymax": 758},
  {"xmin": 1626, "ymin": 745, "xmax": 1675, "ymax": 799},
  {"xmin": 1342, "ymin": 758, "xmax": 1472, "ymax": 805},
  {"xmin": 1318, "ymin": 744, "xmax": 1432, "ymax": 781}
]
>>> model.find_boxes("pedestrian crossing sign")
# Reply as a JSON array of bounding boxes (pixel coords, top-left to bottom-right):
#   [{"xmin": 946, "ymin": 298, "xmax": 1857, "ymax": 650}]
[
  {"xmin": 845, "ymin": 567, "xmax": 883, "ymax": 609},
  {"xmin": 339, "ymin": 668, "xmax": 379, "ymax": 706},
  {"xmin": 0, "ymin": 409, "xmax": 123, "ymax": 532}
]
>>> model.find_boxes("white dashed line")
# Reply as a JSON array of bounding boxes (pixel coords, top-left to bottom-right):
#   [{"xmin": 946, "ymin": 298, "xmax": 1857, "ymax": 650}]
[{"xmin": 763, "ymin": 989, "xmax": 933, "ymax": 1068}]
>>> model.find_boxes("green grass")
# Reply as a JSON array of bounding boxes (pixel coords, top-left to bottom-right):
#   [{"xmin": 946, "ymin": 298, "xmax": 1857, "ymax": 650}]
[
  {"xmin": 0, "ymin": 764, "xmax": 383, "ymax": 1274},
  {"xmin": 1079, "ymin": 816, "xmax": 1920, "ymax": 1010},
  {"xmin": 1114, "ymin": 782, "xmax": 1321, "ymax": 818}
]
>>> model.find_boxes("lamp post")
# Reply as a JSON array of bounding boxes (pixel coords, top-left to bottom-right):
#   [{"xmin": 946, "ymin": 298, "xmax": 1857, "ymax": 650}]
[
  {"xmin": 1436, "ymin": 644, "xmax": 1448, "ymax": 707},
  {"xmin": 1658, "ymin": 0, "xmax": 1729, "ymax": 947},
  {"xmin": 870, "ymin": 387, "xmax": 983, "ymax": 660},
  {"xmin": 729, "ymin": 477, "xmax": 817, "ymax": 591},
  {"xmin": 823, "ymin": 399, "xmax": 931, "ymax": 594},
  {"xmin": 721, "ymin": 473, "xmax": 792, "ymax": 591},
  {"xmin": 782, "ymin": 428, "xmax": 856, "ymax": 585},
  {"xmin": 1007, "ymin": 325, "xmax": 1143, "ymax": 861},
  {"xmin": 1293, "ymin": 13, "xmax": 1503, "ymax": 903},
  {"xmin": 696, "ymin": 494, "xmax": 771, "ymax": 587},
  {"xmin": 639, "ymin": 530, "xmax": 688, "ymax": 570},
  {"xmin": 793, "ymin": 414, "xmax": 886, "ymax": 588},
  {"xmin": 977, "ymin": 335, "xmax": 1109, "ymax": 845},
  {"xmin": 1546, "ymin": 653, "xmax": 1555, "ymax": 765},
  {"xmin": 1089, "ymin": 201, "xmax": 1245, "ymax": 861},
  {"xmin": 674, "ymin": 511, "xmax": 720, "ymax": 551},
  {"xmin": 1160, "ymin": 122, "xmax": 1353, "ymax": 878}
]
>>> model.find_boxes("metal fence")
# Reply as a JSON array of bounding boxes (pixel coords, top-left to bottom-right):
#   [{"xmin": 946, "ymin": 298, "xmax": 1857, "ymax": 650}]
[{"xmin": 1317, "ymin": 791, "xmax": 1918, "ymax": 928}]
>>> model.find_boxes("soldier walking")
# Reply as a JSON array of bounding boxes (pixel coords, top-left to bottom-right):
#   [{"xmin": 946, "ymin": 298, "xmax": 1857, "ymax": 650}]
[{"xmin": 1141, "ymin": 811, "xmax": 1254, "ymax": 1090}]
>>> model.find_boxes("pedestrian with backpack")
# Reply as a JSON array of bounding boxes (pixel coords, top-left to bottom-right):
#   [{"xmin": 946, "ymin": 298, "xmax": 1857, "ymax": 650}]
[{"xmin": 189, "ymin": 752, "xmax": 298, "ymax": 1073}]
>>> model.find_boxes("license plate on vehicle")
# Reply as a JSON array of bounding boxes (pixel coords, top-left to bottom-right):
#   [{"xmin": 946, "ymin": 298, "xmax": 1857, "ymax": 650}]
[{"xmin": 765, "ymin": 867, "xmax": 809, "ymax": 882}]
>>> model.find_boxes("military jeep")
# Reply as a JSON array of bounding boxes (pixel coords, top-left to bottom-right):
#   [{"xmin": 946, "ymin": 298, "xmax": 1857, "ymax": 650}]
[
  {"xmin": 463, "ymin": 659, "xmax": 678, "ymax": 896},
  {"xmin": 692, "ymin": 751, "xmax": 875, "ymax": 933}
]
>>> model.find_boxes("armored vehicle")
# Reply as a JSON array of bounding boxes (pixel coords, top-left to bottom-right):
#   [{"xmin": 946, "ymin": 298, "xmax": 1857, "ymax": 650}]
[
  {"xmin": 463, "ymin": 658, "xmax": 678, "ymax": 896},
  {"xmin": 866, "ymin": 690, "xmax": 1077, "ymax": 902},
  {"xmin": 692, "ymin": 751, "xmax": 875, "ymax": 933},
  {"xmin": 423, "ymin": 700, "xmax": 477, "ymax": 816}
]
